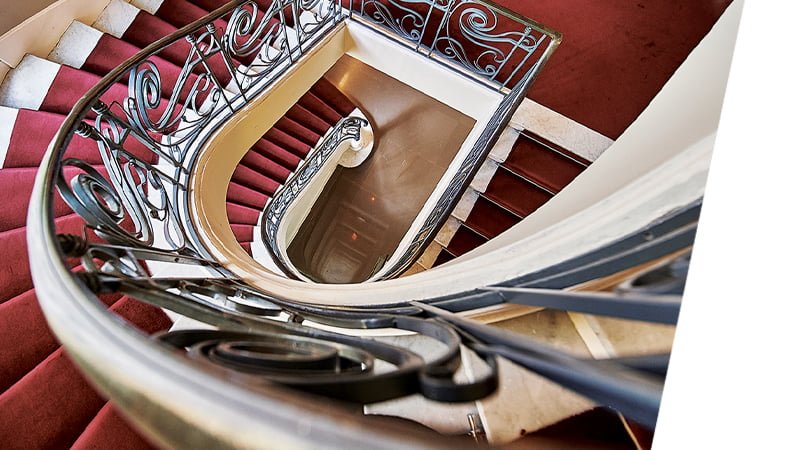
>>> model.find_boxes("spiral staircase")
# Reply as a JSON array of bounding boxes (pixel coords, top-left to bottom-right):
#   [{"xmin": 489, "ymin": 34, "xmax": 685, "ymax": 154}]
[{"xmin": 0, "ymin": 0, "xmax": 740, "ymax": 448}]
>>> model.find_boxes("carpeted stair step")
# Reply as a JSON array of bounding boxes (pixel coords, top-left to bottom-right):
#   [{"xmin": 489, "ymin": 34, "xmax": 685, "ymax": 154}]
[
  {"xmin": 273, "ymin": 115, "xmax": 323, "ymax": 147},
  {"xmin": 0, "ymin": 167, "xmax": 96, "ymax": 231},
  {"xmin": 503, "ymin": 133, "xmax": 589, "ymax": 194},
  {"xmin": 444, "ymin": 225, "xmax": 488, "ymax": 257},
  {"xmin": 0, "ymin": 348, "xmax": 113, "ymax": 449},
  {"xmin": 0, "ymin": 213, "xmax": 90, "ymax": 304},
  {"xmin": 297, "ymin": 89, "xmax": 346, "ymax": 126},
  {"xmin": 230, "ymin": 164, "xmax": 281, "ymax": 197},
  {"xmin": 48, "ymin": 21, "xmax": 202, "ymax": 104},
  {"xmin": 0, "ymin": 107, "xmax": 110, "ymax": 168},
  {"xmin": 93, "ymin": 0, "xmax": 233, "ymax": 85},
  {"xmin": 0, "ymin": 296, "xmax": 172, "ymax": 449},
  {"xmin": 227, "ymin": 202, "xmax": 262, "ymax": 225},
  {"xmin": 230, "ymin": 223, "xmax": 255, "ymax": 244},
  {"xmin": 131, "ymin": 0, "xmax": 284, "ymax": 68},
  {"xmin": 0, "ymin": 289, "xmax": 123, "ymax": 394},
  {"xmin": 238, "ymin": 148, "xmax": 293, "ymax": 183},
  {"xmin": 71, "ymin": 402, "xmax": 159, "ymax": 450},
  {"xmin": 264, "ymin": 126, "xmax": 312, "ymax": 159},
  {"xmin": 483, "ymin": 166, "xmax": 554, "ymax": 217},
  {"xmin": 310, "ymin": 77, "xmax": 356, "ymax": 117},
  {"xmin": 462, "ymin": 195, "xmax": 522, "ymax": 239},
  {"xmin": 133, "ymin": 0, "xmax": 215, "ymax": 28},
  {"xmin": 0, "ymin": 56, "xmax": 175, "ymax": 128},
  {"xmin": 432, "ymin": 248, "xmax": 456, "ymax": 267},
  {"xmin": 285, "ymin": 103, "xmax": 332, "ymax": 136},
  {"xmin": 250, "ymin": 137, "xmax": 303, "ymax": 171},
  {"xmin": 226, "ymin": 181, "xmax": 271, "ymax": 210}
]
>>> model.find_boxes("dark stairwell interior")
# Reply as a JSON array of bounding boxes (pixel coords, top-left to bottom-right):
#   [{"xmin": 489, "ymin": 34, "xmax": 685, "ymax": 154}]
[{"xmin": 286, "ymin": 55, "xmax": 475, "ymax": 283}]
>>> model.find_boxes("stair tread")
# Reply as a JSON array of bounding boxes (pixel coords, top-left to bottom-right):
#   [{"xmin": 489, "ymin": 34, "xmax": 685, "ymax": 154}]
[
  {"xmin": 483, "ymin": 166, "xmax": 553, "ymax": 217},
  {"xmin": 226, "ymin": 202, "xmax": 262, "ymax": 225},
  {"xmin": 0, "ymin": 289, "xmax": 122, "ymax": 394},
  {"xmin": 230, "ymin": 223, "xmax": 255, "ymax": 243},
  {"xmin": 72, "ymin": 402, "xmax": 159, "ymax": 450},
  {"xmin": 0, "ymin": 213, "xmax": 87, "ymax": 304},
  {"xmin": 0, "ymin": 108, "xmax": 107, "ymax": 168},
  {"xmin": 464, "ymin": 196, "xmax": 521, "ymax": 239},
  {"xmin": 264, "ymin": 126, "xmax": 312, "ymax": 159},
  {"xmin": 0, "ymin": 348, "xmax": 108, "ymax": 449},
  {"xmin": 444, "ymin": 225, "xmax": 488, "ymax": 257},
  {"xmin": 297, "ymin": 90, "xmax": 343, "ymax": 126},
  {"xmin": 250, "ymin": 137, "xmax": 303, "ymax": 172},
  {"xmin": 0, "ymin": 296, "xmax": 171, "ymax": 448},
  {"xmin": 226, "ymin": 181, "xmax": 271, "ymax": 210},
  {"xmin": 275, "ymin": 116, "xmax": 323, "ymax": 148},
  {"xmin": 231, "ymin": 164, "xmax": 281, "ymax": 197},
  {"xmin": 503, "ymin": 134, "xmax": 587, "ymax": 193},
  {"xmin": 310, "ymin": 77, "xmax": 356, "ymax": 117},
  {"xmin": 238, "ymin": 149, "xmax": 293, "ymax": 183}
]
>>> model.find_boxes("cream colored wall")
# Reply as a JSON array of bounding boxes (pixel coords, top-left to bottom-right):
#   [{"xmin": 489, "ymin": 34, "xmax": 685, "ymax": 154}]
[
  {"xmin": 0, "ymin": 0, "xmax": 57, "ymax": 35},
  {"xmin": 0, "ymin": 0, "xmax": 111, "ymax": 67},
  {"xmin": 191, "ymin": 24, "xmax": 349, "ymax": 275}
]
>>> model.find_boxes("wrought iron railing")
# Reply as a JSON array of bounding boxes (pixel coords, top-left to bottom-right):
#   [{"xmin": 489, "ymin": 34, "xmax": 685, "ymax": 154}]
[
  {"xmin": 349, "ymin": 0, "xmax": 560, "ymax": 91},
  {"xmin": 24, "ymin": 0, "xmax": 692, "ymax": 446}
]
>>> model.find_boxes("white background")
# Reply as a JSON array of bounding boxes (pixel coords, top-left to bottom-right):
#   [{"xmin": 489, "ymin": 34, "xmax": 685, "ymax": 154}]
[{"xmin": 654, "ymin": 1, "xmax": 800, "ymax": 447}]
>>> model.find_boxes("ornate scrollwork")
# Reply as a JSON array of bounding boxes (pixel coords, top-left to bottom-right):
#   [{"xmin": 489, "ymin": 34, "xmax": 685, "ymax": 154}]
[
  {"xmin": 157, "ymin": 313, "xmax": 499, "ymax": 403},
  {"xmin": 431, "ymin": 4, "xmax": 543, "ymax": 83},
  {"xmin": 353, "ymin": 0, "xmax": 556, "ymax": 90},
  {"xmin": 359, "ymin": 0, "xmax": 437, "ymax": 42}
]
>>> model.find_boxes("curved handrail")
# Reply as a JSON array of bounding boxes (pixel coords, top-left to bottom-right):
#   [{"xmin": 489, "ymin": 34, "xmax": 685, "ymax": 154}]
[
  {"xmin": 262, "ymin": 114, "xmax": 371, "ymax": 280},
  {"xmin": 24, "ymin": 0, "xmax": 689, "ymax": 446}
]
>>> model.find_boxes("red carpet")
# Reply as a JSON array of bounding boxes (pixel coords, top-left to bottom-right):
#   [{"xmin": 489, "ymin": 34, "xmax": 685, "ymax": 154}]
[
  {"xmin": 436, "ymin": 133, "xmax": 589, "ymax": 265},
  {"xmin": 225, "ymin": 77, "xmax": 356, "ymax": 254},
  {"xmin": 495, "ymin": 0, "xmax": 734, "ymax": 139}
]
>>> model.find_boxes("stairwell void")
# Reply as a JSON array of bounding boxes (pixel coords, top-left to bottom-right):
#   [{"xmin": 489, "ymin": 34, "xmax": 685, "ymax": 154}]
[{"xmin": 287, "ymin": 55, "xmax": 475, "ymax": 283}]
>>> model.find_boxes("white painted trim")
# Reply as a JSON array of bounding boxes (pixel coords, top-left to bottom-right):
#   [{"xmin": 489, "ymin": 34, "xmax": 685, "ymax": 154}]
[
  {"xmin": 0, "ymin": 55, "xmax": 60, "ymax": 110},
  {"xmin": 48, "ymin": 21, "xmax": 103, "ymax": 69},
  {"xmin": 345, "ymin": 22, "xmax": 502, "ymax": 121},
  {"xmin": 129, "ymin": 0, "xmax": 163, "ymax": 15},
  {"xmin": 93, "ymin": 0, "xmax": 139, "ymax": 39},
  {"xmin": 451, "ymin": 188, "xmax": 479, "ymax": 222},
  {"xmin": 488, "ymin": 125, "xmax": 519, "ymax": 163},
  {"xmin": 0, "ymin": 0, "xmax": 112, "ymax": 67},
  {"xmin": 0, "ymin": 106, "xmax": 20, "ymax": 168},
  {"xmin": 0, "ymin": 62, "xmax": 10, "ymax": 87},
  {"xmin": 511, "ymin": 99, "xmax": 615, "ymax": 162}
]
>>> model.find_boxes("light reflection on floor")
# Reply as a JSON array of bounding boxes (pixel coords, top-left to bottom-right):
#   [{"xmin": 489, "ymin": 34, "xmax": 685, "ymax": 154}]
[{"xmin": 286, "ymin": 55, "xmax": 476, "ymax": 283}]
